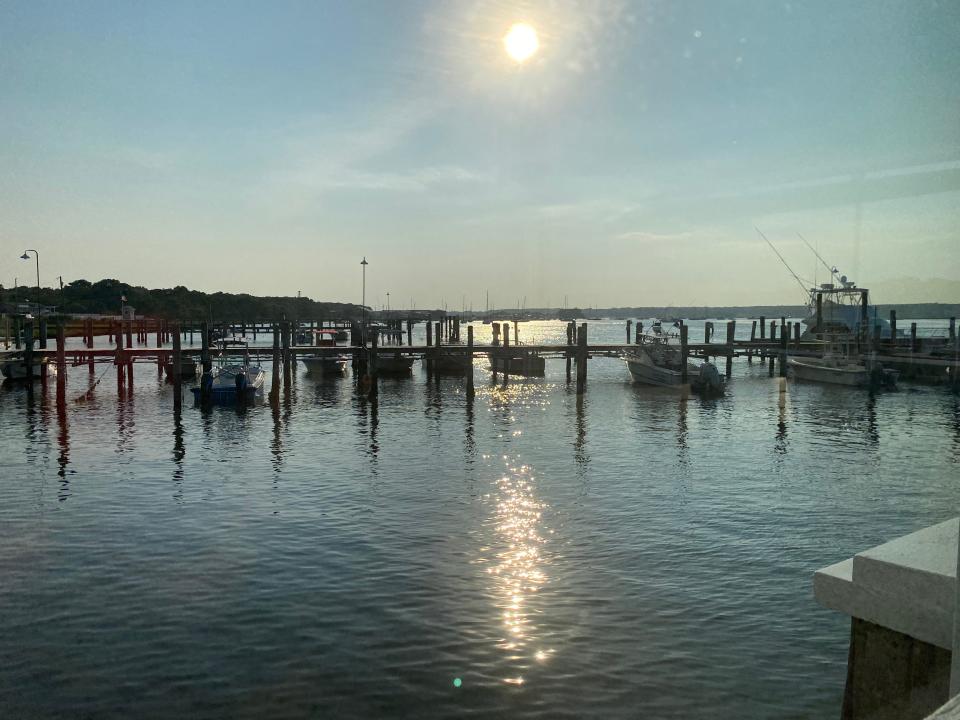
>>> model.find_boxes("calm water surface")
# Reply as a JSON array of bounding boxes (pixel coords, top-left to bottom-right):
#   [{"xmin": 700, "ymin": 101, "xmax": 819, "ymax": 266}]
[{"xmin": 1, "ymin": 320, "xmax": 958, "ymax": 718}]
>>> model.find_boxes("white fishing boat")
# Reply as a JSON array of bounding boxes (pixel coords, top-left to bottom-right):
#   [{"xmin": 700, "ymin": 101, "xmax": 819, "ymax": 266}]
[
  {"xmin": 301, "ymin": 329, "xmax": 349, "ymax": 376},
  {"xmin": 624, "ymin": 325, "xmax": 724, "ymax": 395},
  {"xmin": 1, "ymin": 356, "xmax": 55, "ymax": 380},
  {"xmin": 624, "ymin": 345, "xmax": 697, "ymax": 387},
  {"xmin": 191, "ymin": 364, "xmax": 265, "ymax": 404}
]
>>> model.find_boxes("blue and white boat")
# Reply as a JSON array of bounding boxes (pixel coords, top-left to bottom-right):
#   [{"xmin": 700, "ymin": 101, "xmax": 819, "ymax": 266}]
[{"xmin": 191, "ymin": 364, "xmax": 265, "ymax": 403}]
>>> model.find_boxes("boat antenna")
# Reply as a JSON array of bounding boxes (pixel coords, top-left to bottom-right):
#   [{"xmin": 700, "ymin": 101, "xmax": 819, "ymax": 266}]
[
  {"xmin": 755, "ymin": 227, "xmax": 810, "ymax": 298},
  {"xmin": 797, "ymin": 233, "xmax": 839, "ymax": 282}
]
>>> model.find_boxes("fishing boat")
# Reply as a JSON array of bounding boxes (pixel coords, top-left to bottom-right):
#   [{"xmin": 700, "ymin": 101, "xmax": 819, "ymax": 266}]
[
  {"xmin": 191, "ymin": 364, "xmax": 265, "ymax": 404},
  {"xmin": 624, "ymin": 329, "xmax": 724, "ymax": 395},
  {"xmin": 301, "ymin": 329, "xmax": 349, "ymax": 376},
  {"xmin": 0, "ymin": 355, "xmax": 54, "ymax": 381},
  {"xmin": 799, "ymin": 277, "xmax": 894, "ymax": 340},
  {"xmin": 761, "ymin": 230, "xmax": 893, "ymax": 341}
]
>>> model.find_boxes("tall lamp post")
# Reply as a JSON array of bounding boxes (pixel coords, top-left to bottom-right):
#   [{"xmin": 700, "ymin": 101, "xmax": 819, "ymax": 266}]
[
  {"xmin": 20, "ymin": 249, "xmax": 39, "ymax": 316},
  {"xmin": 361, "ymin": 257, "xmax": 368, "ymax": 347},
  {"xmin": 386, "ymin": 292, "xmax": 390, "ymax": 313}
]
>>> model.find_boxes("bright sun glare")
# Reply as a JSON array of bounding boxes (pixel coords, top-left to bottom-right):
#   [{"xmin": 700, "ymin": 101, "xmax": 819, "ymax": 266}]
[{"xmin": 504, "ymin": 23, "xmax": 539, "ymax": 63}]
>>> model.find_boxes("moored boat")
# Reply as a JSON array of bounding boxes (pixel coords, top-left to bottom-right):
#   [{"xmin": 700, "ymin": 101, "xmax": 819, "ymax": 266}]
[
  {"xmin": 373, "ymin": 351, "xmax": 415, "ymax": 375},
  {"xmin": 164, "ymin": 357, "xmax": 198, "ymax": 380},
  {"xmin": 301, "ymin": 329, "xmax": 349, "ymax": 376},
  {"xmin": 624, "ymin": 331, "xmax": 724, "ymax": 396},
  {"xmin": 191, "ymin": 365, "xmax": 265, "ymax": 404},
  {"xmin": 1, "ymin": 356, "xmax": 54, "ymax": 381},
  {"xmin": 489, "ymin": 351, "xmax": 545, "ymax": 377},
  {"xmin": 435, "ymin": 351, "xmax": 472, "ymax": 375},
  {"xmin": 788, "ymin": 355, "xmax": 898, "ymax": 389}
]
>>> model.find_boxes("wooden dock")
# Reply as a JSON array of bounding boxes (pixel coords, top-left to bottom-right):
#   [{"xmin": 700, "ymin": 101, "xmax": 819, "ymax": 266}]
[{"xmin": 3, "ymin": 317, "xmax": 958, "ymax": 403}]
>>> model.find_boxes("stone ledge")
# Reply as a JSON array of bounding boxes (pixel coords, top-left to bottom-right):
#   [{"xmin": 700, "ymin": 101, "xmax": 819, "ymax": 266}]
[{"xmin": 814, "ymin": 519, "xmax": 958, "ymax": 650}]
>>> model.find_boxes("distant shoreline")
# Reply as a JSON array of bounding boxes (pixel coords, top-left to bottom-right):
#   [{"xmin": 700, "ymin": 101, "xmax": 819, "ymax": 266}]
[{"xmin": 477, "ymin": 304, "xmax": 960, "ymax": 321}]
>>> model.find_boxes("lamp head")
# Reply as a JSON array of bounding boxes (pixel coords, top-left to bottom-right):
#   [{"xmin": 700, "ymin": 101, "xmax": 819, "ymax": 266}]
[{"xmin": 20, "ymin": 252, "xmax": 29, "ymax": 260}]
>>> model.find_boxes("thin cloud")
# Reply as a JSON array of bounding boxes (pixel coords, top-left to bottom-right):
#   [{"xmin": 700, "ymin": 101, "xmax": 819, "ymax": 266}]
[{"xmin": 616, "ymin": 230, "xmax": 694, "ymax": 243}]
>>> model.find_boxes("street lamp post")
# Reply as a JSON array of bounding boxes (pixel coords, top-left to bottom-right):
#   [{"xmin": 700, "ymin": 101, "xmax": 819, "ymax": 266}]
[
  {"xmin": 20, "ymin": 250, "xmax": 39, "ymax": 316},
  {"xmin": 361, "ymin": 257, "xmax": 368, "ymax": 347},
  {"xmin": 386, "ymin": 292, "xmax": 390, "ymax": 313}
]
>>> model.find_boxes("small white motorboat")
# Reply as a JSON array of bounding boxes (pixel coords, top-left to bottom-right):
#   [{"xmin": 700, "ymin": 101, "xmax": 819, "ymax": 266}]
[
  {"xmin": 788, "ymin": 355, "xmax": 898, "ymax": 389},
  {"xmin": 301, "ymin": 329, "xmax": 349, "ymax": 376},
  {"xmin": 1, "ymin": 356, "xmax": 55, "ymax": 381}
]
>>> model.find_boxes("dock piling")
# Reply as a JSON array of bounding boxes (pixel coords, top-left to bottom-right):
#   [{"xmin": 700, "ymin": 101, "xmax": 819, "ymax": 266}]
[
  {"xmin": 679, "ymin": 323, "xmax": 688, "ymax": 385},
  {"xmin": 501, "ymin": 323, "xmax": 510, "ymax": 386},
  {"xmin": 172, "ymin": 324, "xmax": 182, "ymax": 411},
  {"xmin": 725, "ymin": 321, "xmax": 735, "ymax": 378},
  {"xmin": 576, "ymin": 323, "xmax": 588, "ymax": 395},
  {"xmin": 115, "ymin": 320, "xmax": 125, "ymax": 387},
  {"xmin": 39, "ymin": 319, "xmax": 48, "ymax": 380},
  {"xmin": 270, "ymin": 324, "xmax": 280, "ymax": 403},
  {"xmin": 368, "ymin": 331, "xmax": 378, "ymax": 399},
  {"xmin": 779, "ymin": 325, "xmax": 788, "ymax": 378},
  {"xmin": 24, "ymin": 318, "xmax": 34, "ymax": 382},
  {"xmin": 281, "ymin": 321, "xmax": 292, "ymax": 389},
  {"xmin": 425, "ymin": 321, "xmax": 433, "ymax": 376},
  {"xmin": 56, "ymin": 323, "xmax": 66, "ymax": 376},
  {"xmin": 466, "ymin": 326, "xmax": 475, "ymax": 399}
]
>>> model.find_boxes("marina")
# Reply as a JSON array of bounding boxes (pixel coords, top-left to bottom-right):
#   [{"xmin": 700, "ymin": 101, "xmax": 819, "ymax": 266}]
[
  {"xmin": 2, "ymin": 317, "xmax": 958, "ymax": 718},
  {"xmin": 3, "ymin": 0, "xmax": 960, "ymax": 716}
]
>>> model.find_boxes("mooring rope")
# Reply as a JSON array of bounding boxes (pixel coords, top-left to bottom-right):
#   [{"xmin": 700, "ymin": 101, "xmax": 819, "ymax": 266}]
[{"xmin": 73, "ymin": 362, "xmax": 114, "ymax": 403}]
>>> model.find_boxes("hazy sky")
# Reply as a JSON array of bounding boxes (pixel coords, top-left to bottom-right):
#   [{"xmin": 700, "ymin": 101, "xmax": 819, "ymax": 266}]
[{"xmin": 2, "ymin": 0, "xmax": 958, "ymax": 308}]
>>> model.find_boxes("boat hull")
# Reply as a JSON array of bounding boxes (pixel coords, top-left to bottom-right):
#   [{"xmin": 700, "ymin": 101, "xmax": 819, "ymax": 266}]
[
  {"xmin": 488, "ymin": 353, "xmax": 545, "ymax": 377},
  {"xmin": 1, "ymin": 358, "xmax": 55, "ymax": 380},
  {"xmin": 435, "ymin": 353, "xmax": 472, "ymax": 375},
  {"xmin": 164, "ymin": 360, "xmax": 198, "ymax": 380},
  {"xmin": 625, "ymin": 356, "xmax": 683, "ymax": 386},
  {"xmin": 788, "ymin": 358, "xmax": 869, "ymax": 387},
  {"xmin": 191, "ymin": 366, "xmax": 265, "ymax": 403},
  {"xmin": 624, "ymin": 349, "xmax": 696, "ymax": 387},
  {"xmin": 373, "ymin": 355, "xmax": 415, "ymax": 375},
  {"xmin": 301, "ymin": 356, "xmax": 348, "ymax": 376}
]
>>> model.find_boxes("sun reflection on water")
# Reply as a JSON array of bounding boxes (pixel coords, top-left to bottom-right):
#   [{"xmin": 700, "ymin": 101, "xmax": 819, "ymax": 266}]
[{"xmin": 481, "ymin": 454, "xmax": 552, "ymax": 682}]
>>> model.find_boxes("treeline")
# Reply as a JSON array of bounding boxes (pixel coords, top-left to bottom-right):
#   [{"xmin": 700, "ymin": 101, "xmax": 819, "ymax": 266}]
[{"xmin": 2, "ymin": 278, "xmax": 364, "ymax": 321}]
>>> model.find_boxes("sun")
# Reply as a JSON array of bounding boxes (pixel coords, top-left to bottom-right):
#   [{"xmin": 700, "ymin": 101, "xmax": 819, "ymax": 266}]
[{"xmin": 504, "ymin": 23, "xmax": 539, "ymax": 63}]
